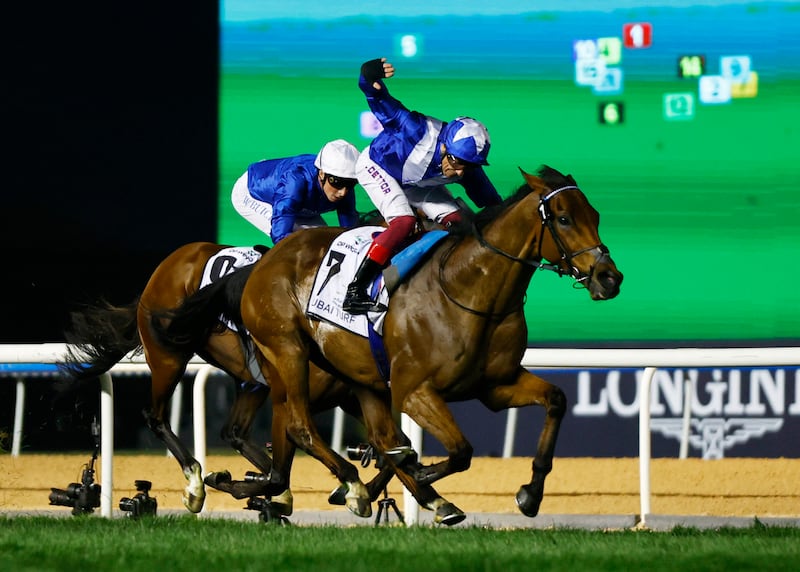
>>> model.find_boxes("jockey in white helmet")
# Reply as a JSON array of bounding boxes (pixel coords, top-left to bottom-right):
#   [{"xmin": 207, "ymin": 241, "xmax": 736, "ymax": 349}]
[{"xmin": 231, "ymin": 139, "xmax": 361, "ymax": 245}]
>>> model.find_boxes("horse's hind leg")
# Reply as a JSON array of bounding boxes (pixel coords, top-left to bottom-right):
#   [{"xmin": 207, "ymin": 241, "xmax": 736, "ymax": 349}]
[
  {"xmin": 480, "ymin": 367, "xmax": 566, "ymax": 517},
  {"xmin": 142, "ymin": 353, "xmax": 206, "ymax": 513},
  {"xmin": 259, "ymin": 349, "xmax": 372, "ymax": 518}
]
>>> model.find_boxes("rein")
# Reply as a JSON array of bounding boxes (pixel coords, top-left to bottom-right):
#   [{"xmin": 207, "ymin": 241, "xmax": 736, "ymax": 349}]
[
  {"xmin": 438, "ymin": 185, "xmax": 606, "ymax": 318},
  {"xmin": 438, "ymin": 240, "xmax": 526, "ymax": 319},
  {"xmin": 478, "ymin": 185, "xmax": 606, "ymax": 284}
]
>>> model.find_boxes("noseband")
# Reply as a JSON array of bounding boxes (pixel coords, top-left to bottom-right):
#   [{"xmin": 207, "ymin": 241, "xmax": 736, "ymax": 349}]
[{"xmin": 475, "ymin": 185, "xmax": 608, "ymax": 287}]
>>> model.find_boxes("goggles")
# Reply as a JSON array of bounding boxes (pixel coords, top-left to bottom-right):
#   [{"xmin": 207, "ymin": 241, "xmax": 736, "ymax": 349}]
[
  {"xmin": 446, "ymin": 153, "xmax": 478, "ymax": 169},
  {"xmin": 326, "ymin": 175, "xmax": 357, "ymax": 190}
]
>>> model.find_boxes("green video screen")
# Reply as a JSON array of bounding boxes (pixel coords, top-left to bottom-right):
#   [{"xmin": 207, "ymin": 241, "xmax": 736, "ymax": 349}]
[{"xmin": 218, "ymin": 1, "xmax": 799, "ymax": 345}]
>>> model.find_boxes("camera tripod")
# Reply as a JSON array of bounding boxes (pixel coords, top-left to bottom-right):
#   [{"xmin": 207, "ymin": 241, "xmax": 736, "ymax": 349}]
[
  {"xmin": 374, "ymin": 485, "xmax": 404, "ymax": 526},
  {"xmin": 347, "ymin": 443, "xmax": 405, "ymax": 526}
]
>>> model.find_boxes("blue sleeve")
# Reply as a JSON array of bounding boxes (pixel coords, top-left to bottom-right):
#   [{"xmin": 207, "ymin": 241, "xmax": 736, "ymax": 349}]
[
  {"xmin": 270, "ymin": 173, "xmax": 305, "ymax": 243},
  {"xmin": 336, "ymin": 193, "xmax": 359, "ymax": 229},
  {"xmin": 459, "ymin": 168, "xmax": 503, "ymax": 208},
  {"xmin": 359, "ymin": 74, "xmax": 411, "ymax": 130},
  {"xmin": 337, "ymin": 210, "xmax": 360, "ymax": 229}
]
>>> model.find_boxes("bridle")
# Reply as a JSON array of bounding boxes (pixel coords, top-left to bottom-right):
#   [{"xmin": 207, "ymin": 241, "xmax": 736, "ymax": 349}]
[
  {"xmin": 438, "ymin": 185, "xmax": 608, "ymax": 318},
  {"xmin": 475, "ymin": 185, "xmax": 608, "ymax": 286}
]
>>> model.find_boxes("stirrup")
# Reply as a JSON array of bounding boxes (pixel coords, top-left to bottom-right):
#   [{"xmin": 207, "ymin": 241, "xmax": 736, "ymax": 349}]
[
  {"xmin": 343, "ymin": 292, "xmax": 375, "ymax": 315},
  {"xmin": 342, "ymin": 295, "xmax": 375, "ymax": 315}
]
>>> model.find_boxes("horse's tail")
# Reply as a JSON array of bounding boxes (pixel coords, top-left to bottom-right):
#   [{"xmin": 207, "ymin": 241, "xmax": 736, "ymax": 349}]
[
  {"xmin": 58, "ymin": 298, "xmax": 142, "ymax": 380},
  {"xmin": 148, "ymin": 263, "xmax": 255, "ymax": 355}
]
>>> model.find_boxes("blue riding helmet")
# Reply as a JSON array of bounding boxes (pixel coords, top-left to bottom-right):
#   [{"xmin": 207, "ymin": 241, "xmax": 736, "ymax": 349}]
[{"xmin": 441, "ymin": 116, "xmax": 491, "ymax": 166}]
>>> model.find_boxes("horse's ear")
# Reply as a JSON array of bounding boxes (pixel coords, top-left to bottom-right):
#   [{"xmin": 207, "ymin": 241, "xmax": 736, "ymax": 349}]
[{"xmin": 518, "ymin": 167, "xmax": 544, "ymax": 190}]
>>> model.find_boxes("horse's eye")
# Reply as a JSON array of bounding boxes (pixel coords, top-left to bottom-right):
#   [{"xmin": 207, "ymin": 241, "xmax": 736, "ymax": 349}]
[{"xmin": 557, "ymin": 216, "xmax": 570, "ymax": 226}]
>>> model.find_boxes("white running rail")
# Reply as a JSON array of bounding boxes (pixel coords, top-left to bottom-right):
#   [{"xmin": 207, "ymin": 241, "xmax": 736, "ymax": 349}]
[{"xmin": 2, "ymin": 343, "xmax": 798, "ymax": 526}]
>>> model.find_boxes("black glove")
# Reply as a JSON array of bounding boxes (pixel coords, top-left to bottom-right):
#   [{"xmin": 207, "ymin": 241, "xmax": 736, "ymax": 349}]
[{"xmin": 361, "ymin": 58, "xmax": 386, "ymax": 84}]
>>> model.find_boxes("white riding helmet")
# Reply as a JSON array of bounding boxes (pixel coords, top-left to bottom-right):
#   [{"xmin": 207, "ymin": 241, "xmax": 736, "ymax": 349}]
[{"xmin": 314, "ymin": 139, "xmax": 360, "ymax": 179}]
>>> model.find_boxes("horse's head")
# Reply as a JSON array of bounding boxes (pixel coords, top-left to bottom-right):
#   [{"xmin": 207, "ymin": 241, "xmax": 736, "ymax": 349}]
[{"xmin": 521, "ymin": 166, "xmax": 623, "ymax": 301}]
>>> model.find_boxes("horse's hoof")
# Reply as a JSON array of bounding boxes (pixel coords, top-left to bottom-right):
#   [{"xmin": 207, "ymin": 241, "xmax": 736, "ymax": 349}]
[
  {"xmin": 328, "ymin": 485, "xmax": 347, "ymax": 506},
  {"xmin": 343, "ymin": 481, "xmax": 372, "ymax": 518},
  {"xmin": 183, "ymin": 490, "xmax": 205, "ymax": 514},
  {"xmin": 434, "ymin": 502, "xmax": 466, "ymax": 526},
  {"xmin": 515, "ymin": 484, "xmax": 542, "ymax": 517},
  {"xmin": 271, "ymin": 502, "xmax": 293, "ymax": 516},
  {"xmin": 346, "ymin": 496, "xmax": 372, "ymax": 518},
  {"xmin": 272, "ymin": 489, "xmax": 294, "ymax": 516},
  {"xmin": 204, "ymin": 470, "xmax": 232, "ymax": 488}
]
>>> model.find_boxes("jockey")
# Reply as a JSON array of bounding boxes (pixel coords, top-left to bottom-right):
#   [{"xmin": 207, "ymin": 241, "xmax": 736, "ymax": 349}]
[
  {"xmin": 343, "ymin": 57, "xmax": 503, "ymax": 314},
  {"xmin": 231, "ymin": 139, "xmax": 361, "ymax": 245}
]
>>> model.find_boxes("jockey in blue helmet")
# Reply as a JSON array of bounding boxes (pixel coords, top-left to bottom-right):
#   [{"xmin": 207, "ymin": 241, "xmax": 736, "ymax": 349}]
[
  {"xmin": 441, "ymin": 116, "xmax": 492, "ymax": 167},
  {"xmin": 343, "ymin": 58, "xmax": 502, "ymax": 314}
]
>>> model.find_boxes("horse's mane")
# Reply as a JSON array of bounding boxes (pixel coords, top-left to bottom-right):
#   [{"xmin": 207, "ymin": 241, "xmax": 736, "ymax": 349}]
[{"xmin": 447, "ymin": 164, "xmax": 578, "ymax": 238}]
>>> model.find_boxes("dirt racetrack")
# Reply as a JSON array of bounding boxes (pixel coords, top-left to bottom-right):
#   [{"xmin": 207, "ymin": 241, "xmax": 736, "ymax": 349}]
[{"xmin": 2, "ymin": 454, "xmax": 799, "ymax": 518}]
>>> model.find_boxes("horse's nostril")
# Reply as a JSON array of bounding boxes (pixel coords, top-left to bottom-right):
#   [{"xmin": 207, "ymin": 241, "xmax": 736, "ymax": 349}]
[{"xmin": 598, "ymin": 270, "xmax": 622, "ymax": 290}]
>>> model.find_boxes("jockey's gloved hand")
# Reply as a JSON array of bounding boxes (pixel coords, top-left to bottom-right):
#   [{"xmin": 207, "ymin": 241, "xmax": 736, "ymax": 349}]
[{"xmin": 361, "ymin": 58, "xmax": 387, "ymax": 84}]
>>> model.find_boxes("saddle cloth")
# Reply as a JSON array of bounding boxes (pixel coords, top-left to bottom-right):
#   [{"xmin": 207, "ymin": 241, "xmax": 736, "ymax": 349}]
[
  {"xmin": 200, "ymin": 246, "xmax": 264, "ymax": 332},
  {"xmin": 200, "ymin": 246, "xmax": 263, "ymax": 290},
  {"xmin": 307, "ymin": 226, "xmax": 389, "ymax": 338},
  {"xmin": 306, "ymin": 227, "xmax": 450, "ymax": 339},
  {"xmin": 200, "ymin": 246, "xmax": 267, "ymax": 386}
]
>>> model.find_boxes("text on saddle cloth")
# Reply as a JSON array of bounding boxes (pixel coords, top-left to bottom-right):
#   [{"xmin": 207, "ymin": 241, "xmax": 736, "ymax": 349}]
[
  {"xmin": 307, "ymin": 226, "xmax": 388, "ymax": 338},
  {"xmin": 200, "ymin": 246, "xmax": 267, "ymax": 386},
  {"xmin": 200, "ymin": 246, "xmax": 263, "ymax": 290},
  {"xmin": 306, "ymin": 227, "xmax": 450, "ymax": 338}
]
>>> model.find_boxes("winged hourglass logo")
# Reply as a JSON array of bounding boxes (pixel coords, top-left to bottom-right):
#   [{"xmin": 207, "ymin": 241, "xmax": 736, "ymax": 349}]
[{"xmin": 650, "ymin": 418, "xmax": 784, "ymax": 459}]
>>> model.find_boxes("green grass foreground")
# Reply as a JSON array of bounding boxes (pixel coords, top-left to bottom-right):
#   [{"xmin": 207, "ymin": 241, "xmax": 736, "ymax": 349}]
[{"xmin": 1, "ymin": 516, "xmax": 799, "ymax": 572}]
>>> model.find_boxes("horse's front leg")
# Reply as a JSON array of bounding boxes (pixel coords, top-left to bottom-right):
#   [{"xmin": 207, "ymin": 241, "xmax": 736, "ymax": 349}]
[
  {"xmin": 395, "ymin": 383, "xmax": 474, "ymax": 487},
  {"xmin": 328, "ymin": 386, "xmax": 467, "ymax": 525},
  {"xmin": 480, "ymin": 366, "xmax": 567, "ymax": 517}
]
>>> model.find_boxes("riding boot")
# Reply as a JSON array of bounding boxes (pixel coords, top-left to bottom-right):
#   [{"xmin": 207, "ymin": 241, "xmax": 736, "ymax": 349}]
[{"xmin": 343, "ymin": 257, "xmax": 384, "ymax": 315}]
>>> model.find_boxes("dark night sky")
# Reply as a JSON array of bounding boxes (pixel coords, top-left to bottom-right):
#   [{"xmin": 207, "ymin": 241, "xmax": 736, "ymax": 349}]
[{"xmin": 4, "ymin": 2, "xmax": 219, "ymax": 342}]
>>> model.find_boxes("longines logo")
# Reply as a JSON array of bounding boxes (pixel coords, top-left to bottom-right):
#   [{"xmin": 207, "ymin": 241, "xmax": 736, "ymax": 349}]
[
  {"xmin": 572, "ymin": 368, "xmax": 800, "ymax": 459},
  {"xmin": 649, "ymin": 417, "xmax": 783, "ymax": 459}
]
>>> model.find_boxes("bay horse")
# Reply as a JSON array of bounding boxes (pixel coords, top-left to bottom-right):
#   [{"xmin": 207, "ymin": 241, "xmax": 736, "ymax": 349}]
[
  {"xmin": 238, "ymin": 165, "xmax": 623, "ymax": 520},
  {"xmin": 58, "ymin": 242, "xmax": 396, "ymax": 517}
]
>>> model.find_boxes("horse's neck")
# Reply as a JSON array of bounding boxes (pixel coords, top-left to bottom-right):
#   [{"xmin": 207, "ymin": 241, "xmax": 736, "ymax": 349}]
[
  {"xmin": 443, "ymin": 194, "xmax": 542, "ymax": 315},
  {"xmin": 482, "ymin": 193, "xmax": 543, "ymax": 265}
]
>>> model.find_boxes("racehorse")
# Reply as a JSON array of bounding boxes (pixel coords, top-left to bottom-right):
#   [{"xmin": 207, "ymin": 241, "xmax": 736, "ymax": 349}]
[
  {"xmin": 58, "ymin": 242, "xmax": 396, "ymax": 516},
  {"xmin": 237, "ymin": 165, "xmax": 623, "ymax": 520}
]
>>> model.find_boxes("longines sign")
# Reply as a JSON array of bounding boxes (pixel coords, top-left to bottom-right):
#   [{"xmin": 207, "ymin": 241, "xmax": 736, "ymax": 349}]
[
  {"xmin": 426, "ymin": 367, "xmax": 800, "ymax": 459},
  {"xmin": 572, "ymin": 367, "xmax": 798, "ymax": 459}
]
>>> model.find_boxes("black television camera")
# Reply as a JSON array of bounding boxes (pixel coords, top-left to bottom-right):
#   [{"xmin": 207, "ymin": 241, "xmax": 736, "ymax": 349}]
[
  {"xmin": 119, "ymin": 480, "xmax": 158, "ymax": 518},
  {"xmin": 48, "ymin": 418, "xmax": 101, "ymax": 515}
]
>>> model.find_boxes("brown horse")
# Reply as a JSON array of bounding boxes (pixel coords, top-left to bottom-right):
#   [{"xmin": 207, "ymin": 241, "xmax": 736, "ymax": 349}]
[
  {"xmin": 58, "ymin": 242, "xmax": 395, "ymax": 517},
  {"xmin": 238, "ymin": 165, "xmax": 623, "ymax": 521}
]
